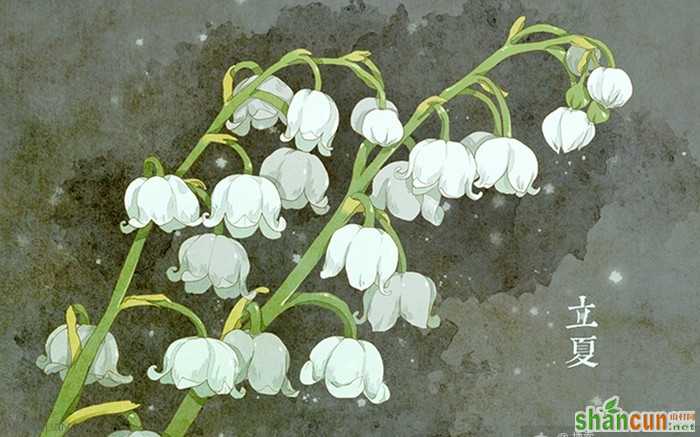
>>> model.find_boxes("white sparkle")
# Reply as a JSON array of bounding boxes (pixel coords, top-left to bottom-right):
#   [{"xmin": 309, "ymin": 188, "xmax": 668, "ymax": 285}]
[
  {"xmin": 397, "ymin": 337, "xmax": 407, "ymax": 347},
  {"xmin": 473, "ymin": 214, "xmax": 479, "ymax": 219},
  {"xmin": 489, "ymin": 231, "xmax": 503, "ymax": 246},
  {"xmin": 16, "ymin": 234, "xmax": 30, "ymax": 246},
  {"xmin": 95, "ymin": 258, "xmax": 102, "ymax": 265},
  {"xmin": 357, "ymin": 399, "xmax": 366, "ymax": 407},
  {"xmin": 148, "ymin": 330, "xmax": 155, "ymax": 337},
  {"xmin": 543, "ymin": 183, "xmax": 555, "ymax": 194},
  {"xmin": 609, "ymin": 270, "xmax": 623, "ymax": 284},
  {"xmin": 537, "ymin": 228, "xmax": 542, "ymax": 233},
  {"xmin": 513, "ymin": 367, "xmax": 522, "ymax": 376},
  {"xmin": 148, "ymin": 405, "xmax": 155, "ymax": 411},
  {"xmin": 529, "ymin": 306, "xmax": 539, "ymax": 316},
  {"xmin": 410, "ymin": 358, "xmax": 415, "ymax": 363},
  {"xmin": 492, "ymin": 194, "xmax": 506, "ymax": 208},
  {"xmin": 564, "ymin": 171, "xmax": 568, "ymax": 175},
  {"xmin": 199, "ymin": 33, "xmax": 208, "ymax": 42},
  {"xmin": 567, "ymin": 160, "xmax": 572, "ymax": 166},
  {"xmin": 442, "ymin": 201, "xmax": 451, "ymax": 212},
  {"xmin": 174, "ymin": 230, "xmax": 182, "ymax": 237},
  {"xmin": 312, "ymin": 397, "xmax": 318, "ymax": 403},
  {"xmin": 292, "ymin": 253, "xmax": 301, "ymax": 264},
  {"xmin": 49, "ymin": 186, "xmax": 64, "ymax": 206},
  {"xmin": 681, "ymin": 151, "xmax": 687, "ymax": 157},
  {"xmin": 135, "ymin": 38, "xmax": 144, "ymax": 46},
  {"xmin": 424, "ymin": 236, "xmax": 430, "ymax": 241},
  {"xmin": 215, "ymin": 157, "xmax": 228, "ymax": 169},
  {"xmin": 547, "ymin": 321, "xmax": 554, "ymax": 328},
  {"xmin": 581, "ymin": 155, "xmax": 587, "ymax": 161}
]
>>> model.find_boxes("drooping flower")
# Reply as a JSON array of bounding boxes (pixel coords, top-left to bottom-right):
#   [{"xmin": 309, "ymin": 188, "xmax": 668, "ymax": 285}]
[
  {"xmin": 280, "ymin": 89, "xmax": 339, "ymax": 156},
  {"xmin": 108, "ymin": 431, "xmax": 160, "ymax": 437},
  {"xmin": 299, "ymin": 336, "xmax": 390, "ymax": 404},
  {"xmin": 203, "ymin": 174, "xmax": 287, "ymax": 239},
  {"xmin": 370, "ymin": 161, "xmax": 445, "ymax": 226},
  {"xmin": 222, "ymin": 330, "xmax": 298, "ymax": 397},
  {"xmin": 565, "ymin": 46, "xmax": 600, "ymax": 76},
  {"xmin": 147, "ymin": 337, "xmax": 246, "ymax": 399},
  {"xmin": 260, "ymin": 148, "xmax": 330, "ymax": 215},
  {"xmin": 541, "ymin": 107, "xmax": 596, "ymax": 154},
  {"xmin": 121, "ymin": 175, "xmax": 202, "ymax": 234},
  {"xmin": 586, "ymin": 67, "xmax": 633, "ymax": 109},
  {"xmin": 320, "ymin": 224, "xmax": 398, "ymax": 292},
  {"xmin": 403, "ymin": 138, "xmax": 481, "ymax": 201},
  {"xmin": 225, "ymin": 75, "xmax": 293, "ymax": 136},
  {"xmin": 473, "ymin": 137, "xmax": 540, "ymax": 197},
  {"xmin": 350, "ymin": 97, "xmax": 404, "ymax": 147},
  {"xmin": 357, "ymin": 271, "xmax": 441, "ymax": 332},
  {"xmin": 166, "ymin": 233, "xmax": 251, "ymax": 299},
  {"xmin": 36, "ymin": 324, "xmax": 132, "ymax": 387}
]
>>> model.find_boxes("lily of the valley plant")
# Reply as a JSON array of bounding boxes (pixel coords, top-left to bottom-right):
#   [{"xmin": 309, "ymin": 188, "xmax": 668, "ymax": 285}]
[{"xmin": 37, "ymin": 17, "xmax": 631, "ymax": 436}]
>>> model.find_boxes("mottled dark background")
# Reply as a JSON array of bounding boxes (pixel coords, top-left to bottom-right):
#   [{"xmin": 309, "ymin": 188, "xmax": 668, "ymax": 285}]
[{"xmin": 1, "ymin": 1, "xmax": 699, "ymax": 436}]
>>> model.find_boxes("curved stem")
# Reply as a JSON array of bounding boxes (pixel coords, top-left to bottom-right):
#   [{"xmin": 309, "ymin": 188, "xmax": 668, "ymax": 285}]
[
  {"xmin": 459, "ymin": 89, "xmax": 502, "ymax": 136},
  {"xmin": 252, "ymin": 90, "xmax": 289, "ymax": 114},
  {"xmin": 349, "ymin": 193, "xmax": 375, "ymax": 227},
  {"xmin": 143, "ymin": 156, "xmax": 165, "ymax": 177},
  {"xmin": 120, "ymin": 295, "xmax": 208, "ymax": 337},
  {"xmin": 69, "ymin": 304, "xmax": 91, "ymax": 325},
  {"xmin": 362, "ymin": 58, "xmax": 385, "ymax": 88},
  {"xmin": 351, "ymin": 141, "xmax": 374, "ymax": 181},
  {"xmin": 298, "ymin": 55, "xmax": 322, "ymax": 90},
  {"xmin": 314, "ymin": 57, "xmax": 386, "ymax": 107},
  {"xmin": 246, "ymin": 302, "xmax": 262, "ymax": 335},
  {"xmin": 511, "ymin": 23, "xmax": 567, "ymax": 42},
  {"xmin": 433, "ymin": 104, "xmax": 450, "ymax": 140},
  {"xmin": 376, "ymin": 210, "xmax": 407, "ymax": 273},
  {"xmin": 222, "ymin": 61, "xmax": 264, "ymax": 103},
  {"xmin": 472, "ymin": 75, "xmax": 511, "ymax": 137},
  {"xmin": 199, "ymin": 134, "xmax": 253, "ymax": 175},
  {"xmin": 283, "ymin": 292, "xmax": 357, "ymax": 338}
]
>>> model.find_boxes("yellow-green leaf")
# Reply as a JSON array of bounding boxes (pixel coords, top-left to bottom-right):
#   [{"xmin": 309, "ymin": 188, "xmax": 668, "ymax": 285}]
[
  {"xmin": 221, "ymin": 297, "xmax": 251, "ymax": 338},
  {"xmin": 478, "ymin": 81, "xmax": 509, "ymax": 98},
  {"xmin": 507, "ymin": 16, "xmax": 526, "ymax": 41},
  {"xmin": 344, "ymin": 50, "xmax": 372, "ymax": 62},
  {"xmin": 63, "ymin": 401, "xmax": 140, "ymax": 430},
  {"xmin": 576, "ymin": 50, "xmax": 591, "ymax": 75},
  {"xmin": 184, "ymin": 178, "xmax": 207, "ymax": 191},
  {"xmin": 202, "ymin": 133, "xmax": 238, "ymax": 145},
  {"xmin": 65, "ymin": 306, "xmax": 81, "ymax": 361},
  {"xmin": 120, "ymin": 294, "xmax": 172, "ymax": 310},
  {"xmin": 221, "ymin": 65, "xmax": 236, "ymax": 103},
  {"xmin": 416, "ymin": 95, "xmax": 447, "ymax": 113},
  {"xmin": 571, "ymin": 36, "xmax": 595, "ymax": 50}
]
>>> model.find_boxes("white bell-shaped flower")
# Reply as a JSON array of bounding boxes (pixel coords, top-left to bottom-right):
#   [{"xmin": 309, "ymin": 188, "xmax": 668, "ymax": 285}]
[
  {"xmin": 370, "ymin": 161, "xmax": 444, "ymax": 226},
  {"xmin": 203, "ymin": 174, "xmax": 287, "ymax": 239},
  {"xmin": 586, "ymin": 67, "xmax": 633, "ymax": 109},
  {"xmin": 280, "ymin": 89, "xmax": 339, "ymax": 156},
  {"xmin": 404, "ymin": 138, "xmax": 482, "ymax": 201},
  {"xmin": 473, "ymin": 137, "xmax": 540, "ymax": 197},
  {"xmin": 147, "ymin": 337, "xmax": 246, "ymax": 399},
  {"xmin": 121, "ymin": 175, "xmax": 202, "ymax": 234},
  {"xmin": 222, "ymin": 330, "xmax": 298, "ymax": 397},
  {"xmin": 350, "ymin": 97, "xmax": 404, "ymax": 147},
  {"xmin": 109, "ymin": 431, "xmax": 160, "ymax": 437},
  {"xmin": 541, "ymin": 107, "xmax": 596, "ymax": 154},
  {"xmin": 357, "ymin": 272, "xmax": 441, "ymax": 332},
  {"xmin": 460, "ymin": 130, "xmax": 496, "ymax": 155},
  {"xmin": 565, "ymin": 46, "xmax": 600, "ymax": 76},
  {"xmin": 225, "ymin": 75, "xmax": 293, "ymax": 136},
  {"xmin": 36, "ymin": 324, "xmax": 132, "ymax": 387},
  {"xmin": 260, "ymin": 147, "xmax": 330, "ymax": 215},
  {"xmin": 320, "ymin": 224, "xmax": 398, "ymax": 292},
  {"xmin": 299, "ymin": 336, "xmax": 390, "ymax": 404},
  {"xmin": 166, "ymin": 234, "xmax": 251, "ymax": 299}
]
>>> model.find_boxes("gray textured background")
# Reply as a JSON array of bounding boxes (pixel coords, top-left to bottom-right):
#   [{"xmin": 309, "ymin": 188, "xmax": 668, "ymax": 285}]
[{"xmin": 1, "ymin": 1, "xmax": 699, "ymax": 436}]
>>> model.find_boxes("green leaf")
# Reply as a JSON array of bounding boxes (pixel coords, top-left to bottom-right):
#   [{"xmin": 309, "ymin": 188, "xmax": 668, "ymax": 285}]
[
  {"xmin": 604, "ymin": 396, "xmax": 619, "ymax": 411},
  {"xmin": 63, "ymin": 401, "xmax": 140, "ymax": 430}
]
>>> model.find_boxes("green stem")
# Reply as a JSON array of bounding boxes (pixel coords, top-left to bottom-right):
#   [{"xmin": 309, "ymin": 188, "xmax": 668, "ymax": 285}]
[
  {"xmin": 472, "ymin": 75, "xmax": 511, "ymax": 137},
  {"xmin": 351, "ymin": 141, "xmax": 374, "ymax": 181},
  {"xmin": 350, "ymin": 193, "xmax": 375, "ymax": 227},
  {"xmin": 246, "ymin": 302, "xmax": 262, "ymax": 335},
  {"xmin": 314, "ymin": 57, "xmax": 386, "ymax": 107},
  {"xmin": 433, "ymin": 104, "xmax": 450, "ymax": 140},
  {"xmin": 459, "ymin": 89, "xmax": 502, "ymax": 136},
  {"xmin": 119, "ymin": 299, "xmax": 208, "ymax": 337},
  {"xmin": 124, "ymin": 411, "xmax": 143, "ymax": 431},
  {"xmin": 283, "ymin": 292, "xmax": 357, "ymax": 338},
  {"xmin": 143, "ymin": 156, "xmax": 165, "ymax": 177},
  {"xmin": 70, "ymin": 304, "xmax": 91, "ymax": 325},
  {"xmin": 299, "ymin": 55, "xmax": 323, "ymax": 90},
  {"xmin": 376, "ymin": 210, "xmax": 407, "ymax": 272},
  {"xmin": 162, "ymin": 391, "xmax": 206, "ymax": 437},
  {"xmin": 41, "ymin": 225, "xmax": 152, "ymax": 436}
]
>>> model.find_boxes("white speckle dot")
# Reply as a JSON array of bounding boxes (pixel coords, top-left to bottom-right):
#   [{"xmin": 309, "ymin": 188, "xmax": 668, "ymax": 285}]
[
  {"xmin": 609, "ymin": 270, "xmax": 623, "ymax": 284},
  {"xmin": 529, "ymin": 306, "xmax": 539, "ymax": 316},
  {"xmin": 442, "ymin": 201, "xmax": 451, "ymax": 212},
  {"xmin": 148, "ymin": 405, "xmax": 155, "ymax": 411},
  {"xmin": 148, "ymin": 330, "xmax": 155, "ymax": 337},
  {"xmin": 292, "ymin": 253, "xmax": 301, "ymax": 264},
  {"xmin": 537, "ymin": 228, "xmax": 542, "ymax": 233},
  {"xmin": 218, "ymin": 433, "xmax": 225, "ymax": 437},
  {"xmin": 312, "ymin": 397, "xmax": 318, "ymax": 403},
  {"xmin": 547, "ymin": 321, "xmax": 554, "ymax": 328},
  {"xmin": 110, "ymin": 95, "xmax": 119, "ymax": 105},
  {"xmin": 215, "ymin": 157, "xmax": 228, "ymax": 169},
  {"xmin": 16, "ymin": 234, "xmax": 30, "ymax": 246},
  {"xmin": 513, "ymin": 367, "xmax": 521, "ymax": 376},
  {"xmin": 581, "ymin": 155, "xmax": 587, "ymax": 161},
  {"xmin": 357, "ymin": 399, "xmax": 366, "ymax": 407},
  {"xmin": 489, "ymin": 231, "xmax": 503, "ymax": 246},
  {"xmin": 473, "ymin": 214, "xmax": 479, "ymax": 219},
  {"xmin": 95, "ymin": 258, "xmax": 102, "ymax": 265},
  {"xmin": 511, "ymin": 306, "xmax": 519, "ymax": 314},
  {"xmin": 567, "ymin": 160, "xmax": 572, "ymax": 166},
  {"xmin": 397, "ymin": 338, "xmax": 406, "ymax": 347},
  {"xmin": 174, "ymin": 230, "xmax": 182, "ymax": 237},
  {"xmin": 543, "ymin": 183, "xmax": 555, "ymax": 194},
  {"xmin": 681, "ymin": 151, "xmax": 687, "ymax": 157},
  {"xmin": 410, "ymin": 358, "xmax": 415, "ymax": 363},
  {"xmin": 564, "ymin": 171, "xmax": 568, "ymax": 175},
  {"xmin": 424, "ymin": 236, "xmax": 430, "ymax": 241},
  {"xmin": 491, "ymin": 194, "xmax": 506, "ymax": 208},
  {"xmin": 135, "ymin": 38, "xmax": 144, "ymax": 47},
  {"xmin": 199, "ymin": 33, "xmax": 208, "ymax": 42}
]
